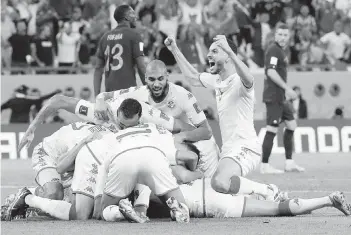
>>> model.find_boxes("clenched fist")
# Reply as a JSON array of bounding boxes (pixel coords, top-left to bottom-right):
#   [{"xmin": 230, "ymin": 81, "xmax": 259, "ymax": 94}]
[{"xmin": 164, "ymin": 36, "xmax": 178, "ymax": 51}]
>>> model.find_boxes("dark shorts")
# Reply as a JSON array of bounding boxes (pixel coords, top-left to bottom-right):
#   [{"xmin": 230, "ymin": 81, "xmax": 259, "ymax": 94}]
[{"xmin": 265, "ymin": 101, "xmax": 295, "ymax": 127}]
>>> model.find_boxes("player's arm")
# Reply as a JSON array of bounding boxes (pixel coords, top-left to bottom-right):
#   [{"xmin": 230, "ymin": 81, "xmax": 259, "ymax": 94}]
[
  {"xmin": 94, "ymin": 36, "xmax": 106, "ymax": 96},
  {"xmin": 164, "ymin": 37, "xmax": 204, "ymax": 87},
  {"xmin": 176, "ymin": 150, "xmax": 199, "ymax": 171},
  {"xmin": 171, "ymin": 165, "xmax": 203, "ymax": 184},
  {"xmin": 93, "ymin": 158, "xmax": 110, "ymax": 220}
]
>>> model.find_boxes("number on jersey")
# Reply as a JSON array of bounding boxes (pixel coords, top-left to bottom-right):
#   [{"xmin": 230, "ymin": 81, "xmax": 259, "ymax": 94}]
[{"xmin": 105, "ymin": 44, "xmax": 124, "ymax": 71}]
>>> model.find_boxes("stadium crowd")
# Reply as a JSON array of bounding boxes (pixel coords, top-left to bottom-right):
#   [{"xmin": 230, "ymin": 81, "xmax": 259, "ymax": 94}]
[{"xmin": 2, "ymin": 0, "xmax": 351, "ymax": 74}]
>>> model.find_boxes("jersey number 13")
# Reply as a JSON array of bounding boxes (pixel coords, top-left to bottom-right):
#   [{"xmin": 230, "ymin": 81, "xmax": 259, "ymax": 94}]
[{"xmin": 105, "ymin": 44, "xmax": 124, "ymax": 71}]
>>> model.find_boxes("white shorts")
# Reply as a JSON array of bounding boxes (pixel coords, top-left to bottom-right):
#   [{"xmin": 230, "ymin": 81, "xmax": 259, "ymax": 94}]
[
  {"xmin": 194, "ymin": 138, "xmax": 220, "ymax": 178},
  {"xmin": 220, "ymin": 145, "xmax": 261, "ymax": 176},
  {"xmin": 32, "ymin": 142, "xmax": 61, "ymax": 186},
  {"xmin": 104, "ymin": 147, "xmax": 179, "ymax": 198},
  {"xmin": 181, "ymin": 179, "xmax": 245, "ymax": 218},
  {"xmin": 71, "ymin": 144, "xmax": 101, "ymax": 198}
]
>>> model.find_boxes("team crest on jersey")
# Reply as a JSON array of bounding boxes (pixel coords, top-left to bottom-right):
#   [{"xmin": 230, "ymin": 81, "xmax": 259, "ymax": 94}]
[
  {"xmin": 167, "ymin": 100, "xmax": 176, "ymax": 109},
  {"xmin": 187, "ymin": 93, "xmax": 193, "ymax": 99},
  {"xmin": 149, "ymin": 108, "xmax": 155, "ymax": 117},
  {"xmin": 156, "ymin": 125, "xmax": 167, "ymax": 134},
  {"xmin": 119, "ymin": 88, "xmax": 129, "ymax": 95},
  {"xmin": 79, "ymin": 105, "xmax": 88, "ymax": 116}
]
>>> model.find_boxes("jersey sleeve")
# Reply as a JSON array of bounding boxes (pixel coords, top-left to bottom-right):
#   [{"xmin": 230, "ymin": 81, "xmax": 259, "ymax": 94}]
[
  {"xmin": 265, "ymin": 46, "xmax": 281, "ymax": 70},
  {"xmin": 74, "ymin": 99, "xmax": 97, "ymax": 122},
  {"xmin": 95, "ymin": 35, "xmax": 106, "ymax": 69},
  {"xmin": 139, "ymin": 102, "xmax": 175, "ymax": 131},
  {"xmin": 131, "ymin": 32, "xmax": 144, "ymax": 59},
  {"xmin": 112, "ymin": 86, "xmax": 148, "ymax": 101},
  {"xmin": 198, "ymin": 73, "xmax": 217, "ymax": 88},
  {"xmin": 182, "ymin": 91, "xmax": 207, "ymax": 127}
]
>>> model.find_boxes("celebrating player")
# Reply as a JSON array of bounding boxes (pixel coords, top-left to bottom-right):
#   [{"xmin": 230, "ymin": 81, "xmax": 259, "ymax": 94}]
[
  {"xmin": 96, "ymin": 59, "xmax": 219, "ymax": 177},
  {"xmin": 261, "ymin": 23, "xmax": 305, "ymax": 174},
  {"xmin": 164, "ymin": 35, "xmax": 281, "ymax": 200},
  {"xmin": 94, "ymin": 4, "xmax": 146, "ymax": 96}
]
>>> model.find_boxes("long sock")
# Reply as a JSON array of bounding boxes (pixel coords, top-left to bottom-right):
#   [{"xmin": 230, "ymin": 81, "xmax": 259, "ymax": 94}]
[
  {"xmin": 279, "ymin": 197, "xmax": 332, "ymax": 216},
  {"xmin": 229, "ymin": 176, "xmax": 271, "ymax": 198},
  {"xmin": 25, "ymin": 195, "xmax": 71, "ymax": 220},
  {"xmin": 262, "ymin": 131, "xmax": 276, "ymax": 163},
  {"xmin": 27, "ymin": 187, "xmax": 38, "ymax": 195},
  {"xmin": 102, "ymin": 205, "xmax": 124, "ymax": 222},
  {"xmin": 283, "ymin": 129, "xmax": 294, "ymax": 160}
]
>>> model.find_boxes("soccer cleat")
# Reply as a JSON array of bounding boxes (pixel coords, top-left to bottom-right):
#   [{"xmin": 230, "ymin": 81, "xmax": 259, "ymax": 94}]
[
  {"xmin": 118, "ymin": 199, "xmax": 148, "ymax": 223},
  {"xmin": 260, "ymin": 164, "xmax": 284, "ymax": 174},
  {"xmin": 5, "ymin": 187, "xmax": 31, "ymax": 221},
  {"xmin": 166, "ymin": 197, "xmax": 190, "ymax": 223},
  {"xmin": 329, "ymin": 191, "xmax": 351, "ymax": 216},
  {"xmin": 285, "ymin": 160, "xmax": 305, "ymax": 172}
]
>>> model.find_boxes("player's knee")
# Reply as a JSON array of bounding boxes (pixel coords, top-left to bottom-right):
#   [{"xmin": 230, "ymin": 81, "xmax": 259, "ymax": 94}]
[
  {"xmin": 42, "ymin": 182, "xmax": 64, "ymax": 200},
  {"xmin": 211, "ymin": 174, "xmax": 229, "ymax": 193}
]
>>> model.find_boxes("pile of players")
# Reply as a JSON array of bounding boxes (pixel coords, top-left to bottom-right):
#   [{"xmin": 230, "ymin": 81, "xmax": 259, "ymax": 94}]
[{"xmin": 2, "ymin": 35, "xmax": 350, "ymax": 223}]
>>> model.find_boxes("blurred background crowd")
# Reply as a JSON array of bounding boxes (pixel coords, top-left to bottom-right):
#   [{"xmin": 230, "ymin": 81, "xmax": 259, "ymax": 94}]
[{"xmin": 2, "ymin": 0, "xmax": 351, "ymax": 75}]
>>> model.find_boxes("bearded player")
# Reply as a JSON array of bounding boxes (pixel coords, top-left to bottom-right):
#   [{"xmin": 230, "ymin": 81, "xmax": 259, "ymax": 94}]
[
  {"xmin": 165, "ymin": 35, "xmax": 281, "ymax": 200},
  {"xmin": 96, "ymin": 60, "xmax": 219, "ymax": 177},
  {"xmin": 261, "ymin": 23, "xmax": 305, "ymax": 174}
]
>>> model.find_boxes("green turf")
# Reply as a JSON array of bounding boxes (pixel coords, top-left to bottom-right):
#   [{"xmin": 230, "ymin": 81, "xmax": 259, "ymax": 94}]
[{"xmin": 1, "ymin": 153, "xmax": 351, "ymax": 235}]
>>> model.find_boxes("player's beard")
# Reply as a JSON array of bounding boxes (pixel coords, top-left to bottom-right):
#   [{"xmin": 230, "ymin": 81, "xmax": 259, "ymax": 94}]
[
  {"xmin": 210, "ymin": 61, "xmax": 223, "ymax": 75},
  {"xmin": 148, "ymin": 83, "xmax": 168, "ymax": 103}
]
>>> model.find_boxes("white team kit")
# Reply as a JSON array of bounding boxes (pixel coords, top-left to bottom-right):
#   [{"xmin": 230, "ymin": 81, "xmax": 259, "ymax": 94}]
[
  {"xmin": 71, "ymin": 123, "xmax": 179, "ymax": 198},
  {"xmin": 32, "ymin": 122, "xmax": 110, "ymax": 187},
  {"xmin": 199, "ymin": 73, "xmax": 261, "ymax": 176},
  {"xmin": 110, "ymin": 83, "xmax": 220, "ymax": 177}
]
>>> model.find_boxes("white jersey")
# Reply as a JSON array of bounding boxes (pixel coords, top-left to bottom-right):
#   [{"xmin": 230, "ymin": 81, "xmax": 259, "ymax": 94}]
[
  {"xmin": 180, "ymin": 178, "xmax": 245, "ymax": 218},
  {"xmin": 42, "ymin": 122, "xmax": 110, "ymax": 161},
  {"xmin": 112, "ymin": 83, "xmax": 219, "ymax": 177},
  {"xmin": 199, "ymin": 73, "xmax": 260, "ymax": 155}
]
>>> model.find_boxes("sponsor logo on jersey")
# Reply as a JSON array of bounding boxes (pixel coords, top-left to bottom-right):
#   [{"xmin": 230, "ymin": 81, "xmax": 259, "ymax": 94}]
[
  {"xmin": 187, "ymin": 93, "xmax": 194, "ymax": 99},
  {"xmin": 79, "ymin": 105, "xmax": 88, "ymax": 116},
  {"xmin": 167, "ymin": 100, "xmax": 175, "ymax": 109},
  {"xmin": 160, "ymin": 112, "xmax": 170, "ymax": 121},
  {"xmin": 84, "ymin": 186, "xmax": 94, "ymax": 194},
  {"xmin": 87, "ymin": 176, "xmax": 97, "ymax": 184},
  {"xmin": 193, "ymin": 103, "xmax": 202, "ymax": 114}
]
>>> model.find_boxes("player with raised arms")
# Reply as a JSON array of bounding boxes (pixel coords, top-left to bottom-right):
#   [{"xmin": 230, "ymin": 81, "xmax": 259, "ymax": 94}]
[
  {"xmin": 164, "ymin": 35, "xmax": 281, "ymax": 200},
  {"xmin": 95, "ymin": 59, "xmax": 219, "ymax": 177},
  {"xmin": 94, "ymin": 4, "xmax": 146, "ymax": 96}
]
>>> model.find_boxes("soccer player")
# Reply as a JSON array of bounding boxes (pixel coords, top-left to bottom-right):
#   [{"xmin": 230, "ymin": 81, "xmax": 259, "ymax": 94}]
[
  {"xmin": 28, "ymin": 122, "xmax": 110, "ymax": 202},
  {"xmin": 164, "ymin": 35, "xmax": 280, "ymax": 200},
  {"xmin": 18, "ymin": 94, "xmax": 193, "ymax": 151},
  {"xmin": 96, "ymin": 59, "xmax": 219, "ymax": 177},
  {"xmin": 94, "ymin": 4, "xmax": 146, "ymax": 96},
  {"xmin": 261, "ymin": 23, "xmax": 305, "ymax": 174}
]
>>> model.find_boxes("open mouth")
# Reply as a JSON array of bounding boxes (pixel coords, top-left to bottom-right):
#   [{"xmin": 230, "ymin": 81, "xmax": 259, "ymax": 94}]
[{"xmin": 209, "ymin": 61, "xmax": 215, "ymax": 68}]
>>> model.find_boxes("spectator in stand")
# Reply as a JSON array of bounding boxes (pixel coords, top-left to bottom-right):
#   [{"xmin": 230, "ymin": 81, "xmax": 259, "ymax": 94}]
[
  {"xmin": 48, "ymin": 0, "xmax": 75, "ymax": 20},
  {"xmin": 153, "ymin": 31, "xmax": 176, "ymax": 66},
  {"xmin": 178, "ymin": 24, "xmax": 206, "ymax": 70},
  {"xmin": 87, "ymin": 5, "xmax": 109, "ymax": 55},
  {"xmin": 292, "ymin": 86, "xmax": 308, "ymax": 119},
  {"xmin": 252, "ymin": 12, "xmax": 271, "ymax": 67},
  {"xmin": 56, "ymin": 21, "xmax": 81, "ymax": 74},
  {"xmin": 79, "ymin": 86, "xmax": 92, "ymax": 101},
  {"xmin": 320, "ymin": 20, "xmax": 351, "ymax": 64},
  {"xmin": 82, "ymin": 0, "xmax": 103, "ymax": 21},
  {"xmin": 178, "ymin": 0, "xmax": 204, "ymax": 40},
  {"xmin": 27, "ymin": 0, "xmax": 40, "ymax": 37},
  {"xmin": 36, "ymin": 0, "xmax": 59, "ymax": 31},
  {"xmin": 1, "ymin": 7, "xmax": 16, "ymax": 73},
  {"xmin": 252, "ymin": 0, "xmax": 285, "ymax": 28},
  {"xmin": 30, "ymin": 24, "xmax": 55, "ymax": 73},
  {"xmin": 71, "ymin": 6, "xmax": 88, "ymax": 36},
  {"xmin": 1, "ymin": 85, "xmax": 60, "ymax": 123},
  {"xmin": 293, "ymin": 5, "xmax": 317, "ymax": 36},
  {"xmin": 8, "ymin": 20, "xmax": 32, "ymax": 74},
  {"xmin": 78, "ymin": 26, "xmax": 91, "ymax": 71},
  {"xmin": 156, "ymin": 0, "xmax": 181, "ymax": 38},
  {"xmin": 135, "ymin": 0, "xmax": 157, "ymax": 24},
  {"xmin": 7, "ymin": 0, "xmax": 32, "ymax": 23},
  {"xmin": 313, "ymin": 0, "xmax": 340, "ymax": 35}
]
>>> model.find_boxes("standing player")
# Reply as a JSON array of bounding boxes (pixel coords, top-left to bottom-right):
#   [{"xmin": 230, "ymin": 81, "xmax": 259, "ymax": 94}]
[
  {"xmin": 96, "ymin": 60, "xmax": 219, "ymax": 177},
  {"xmin": 94, "ymin": 4, "xmax": 146, "ymax": 96},
  {"xmin": 261, "ymin": 24, "xmax": 305, "ymax": 174},
  {"xmin": 164, "ymin": 35, "xmax": 282, "ymax": 200}
]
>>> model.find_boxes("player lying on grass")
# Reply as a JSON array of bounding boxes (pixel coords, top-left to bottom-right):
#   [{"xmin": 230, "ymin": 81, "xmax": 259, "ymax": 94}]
[
  {"xmin": 126, "ymin": 166, "xmax": 350, "ymax": 219},
  {"xmin": 96, "ymin": 59, "xmax": 219, "ymax": 177},
  {"xmin": 9, "ymin": 99, "xmax": 202, "ymax": 222},
  {"xmin": 18, "ymin": 93, "xmax": 194, "ymax": 152},
  {"xmin": 165, "ymin": 35, "xmax": 286, "ymax": 200}
]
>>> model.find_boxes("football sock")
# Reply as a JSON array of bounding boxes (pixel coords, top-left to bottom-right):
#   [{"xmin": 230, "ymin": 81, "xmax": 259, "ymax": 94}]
[
  {"xmin": 283, "ymin": 129, "xmax": 294, "ymax": 160},
  {"xmin": 25, "ymin": 195, "xmax": 71, "ymax": 220},
  {"xmin": 229, "ymin": 176, "xmax": 271, "ymax": 197},
  {"xmin": 102, "ymin": 205, "xmax": 124, "ymax": 222},
  {"xmin": 279, "ymin": 197, "xmax": 332, "ymax": 215},
  {"xmin": 262, "ymin": 131, "xmax": 276, "ymax": 163},
  {"xmin": 27, "ymin": 187, "xmax": 38, "ymax": 195}
]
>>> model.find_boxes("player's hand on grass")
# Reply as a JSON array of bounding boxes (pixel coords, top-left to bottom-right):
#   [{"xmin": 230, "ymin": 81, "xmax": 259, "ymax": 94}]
[
  {"xmin": 213, "ymin": 35, "xmax": 233, "ymax": 55},
  {"xmin": 18, "ymin": 127, "xmax": 35, "ymax": 151},
  {"xmin": 164, "ymin": 36, "xmax": 177, "ymax": 51},
  {"xmin": 286, "ymin": 88, "xmax": 298, "ymax": 101}
]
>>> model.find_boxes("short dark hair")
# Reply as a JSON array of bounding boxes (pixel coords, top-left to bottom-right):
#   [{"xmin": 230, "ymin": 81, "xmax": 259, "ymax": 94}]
[
  {"xmin": 184, "ymin": 143, "xmax": 201, "ymax": 164},
  {"xmin": 114, "ymin": 4, "xmax": 131, "ymax": 23},
  {"xmin": 276, "ymin": 23, "xmax": 289, "ymax": 30},
  {"xmin": 119, "ymin": 98, "xmax": 142, "ymax": 119}
]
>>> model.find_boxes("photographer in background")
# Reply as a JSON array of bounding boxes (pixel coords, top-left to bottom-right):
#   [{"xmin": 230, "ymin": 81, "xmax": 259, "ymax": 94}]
[{"xmin": 56, "ymin": 21, "xmax": 81, "ymax": 74}]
